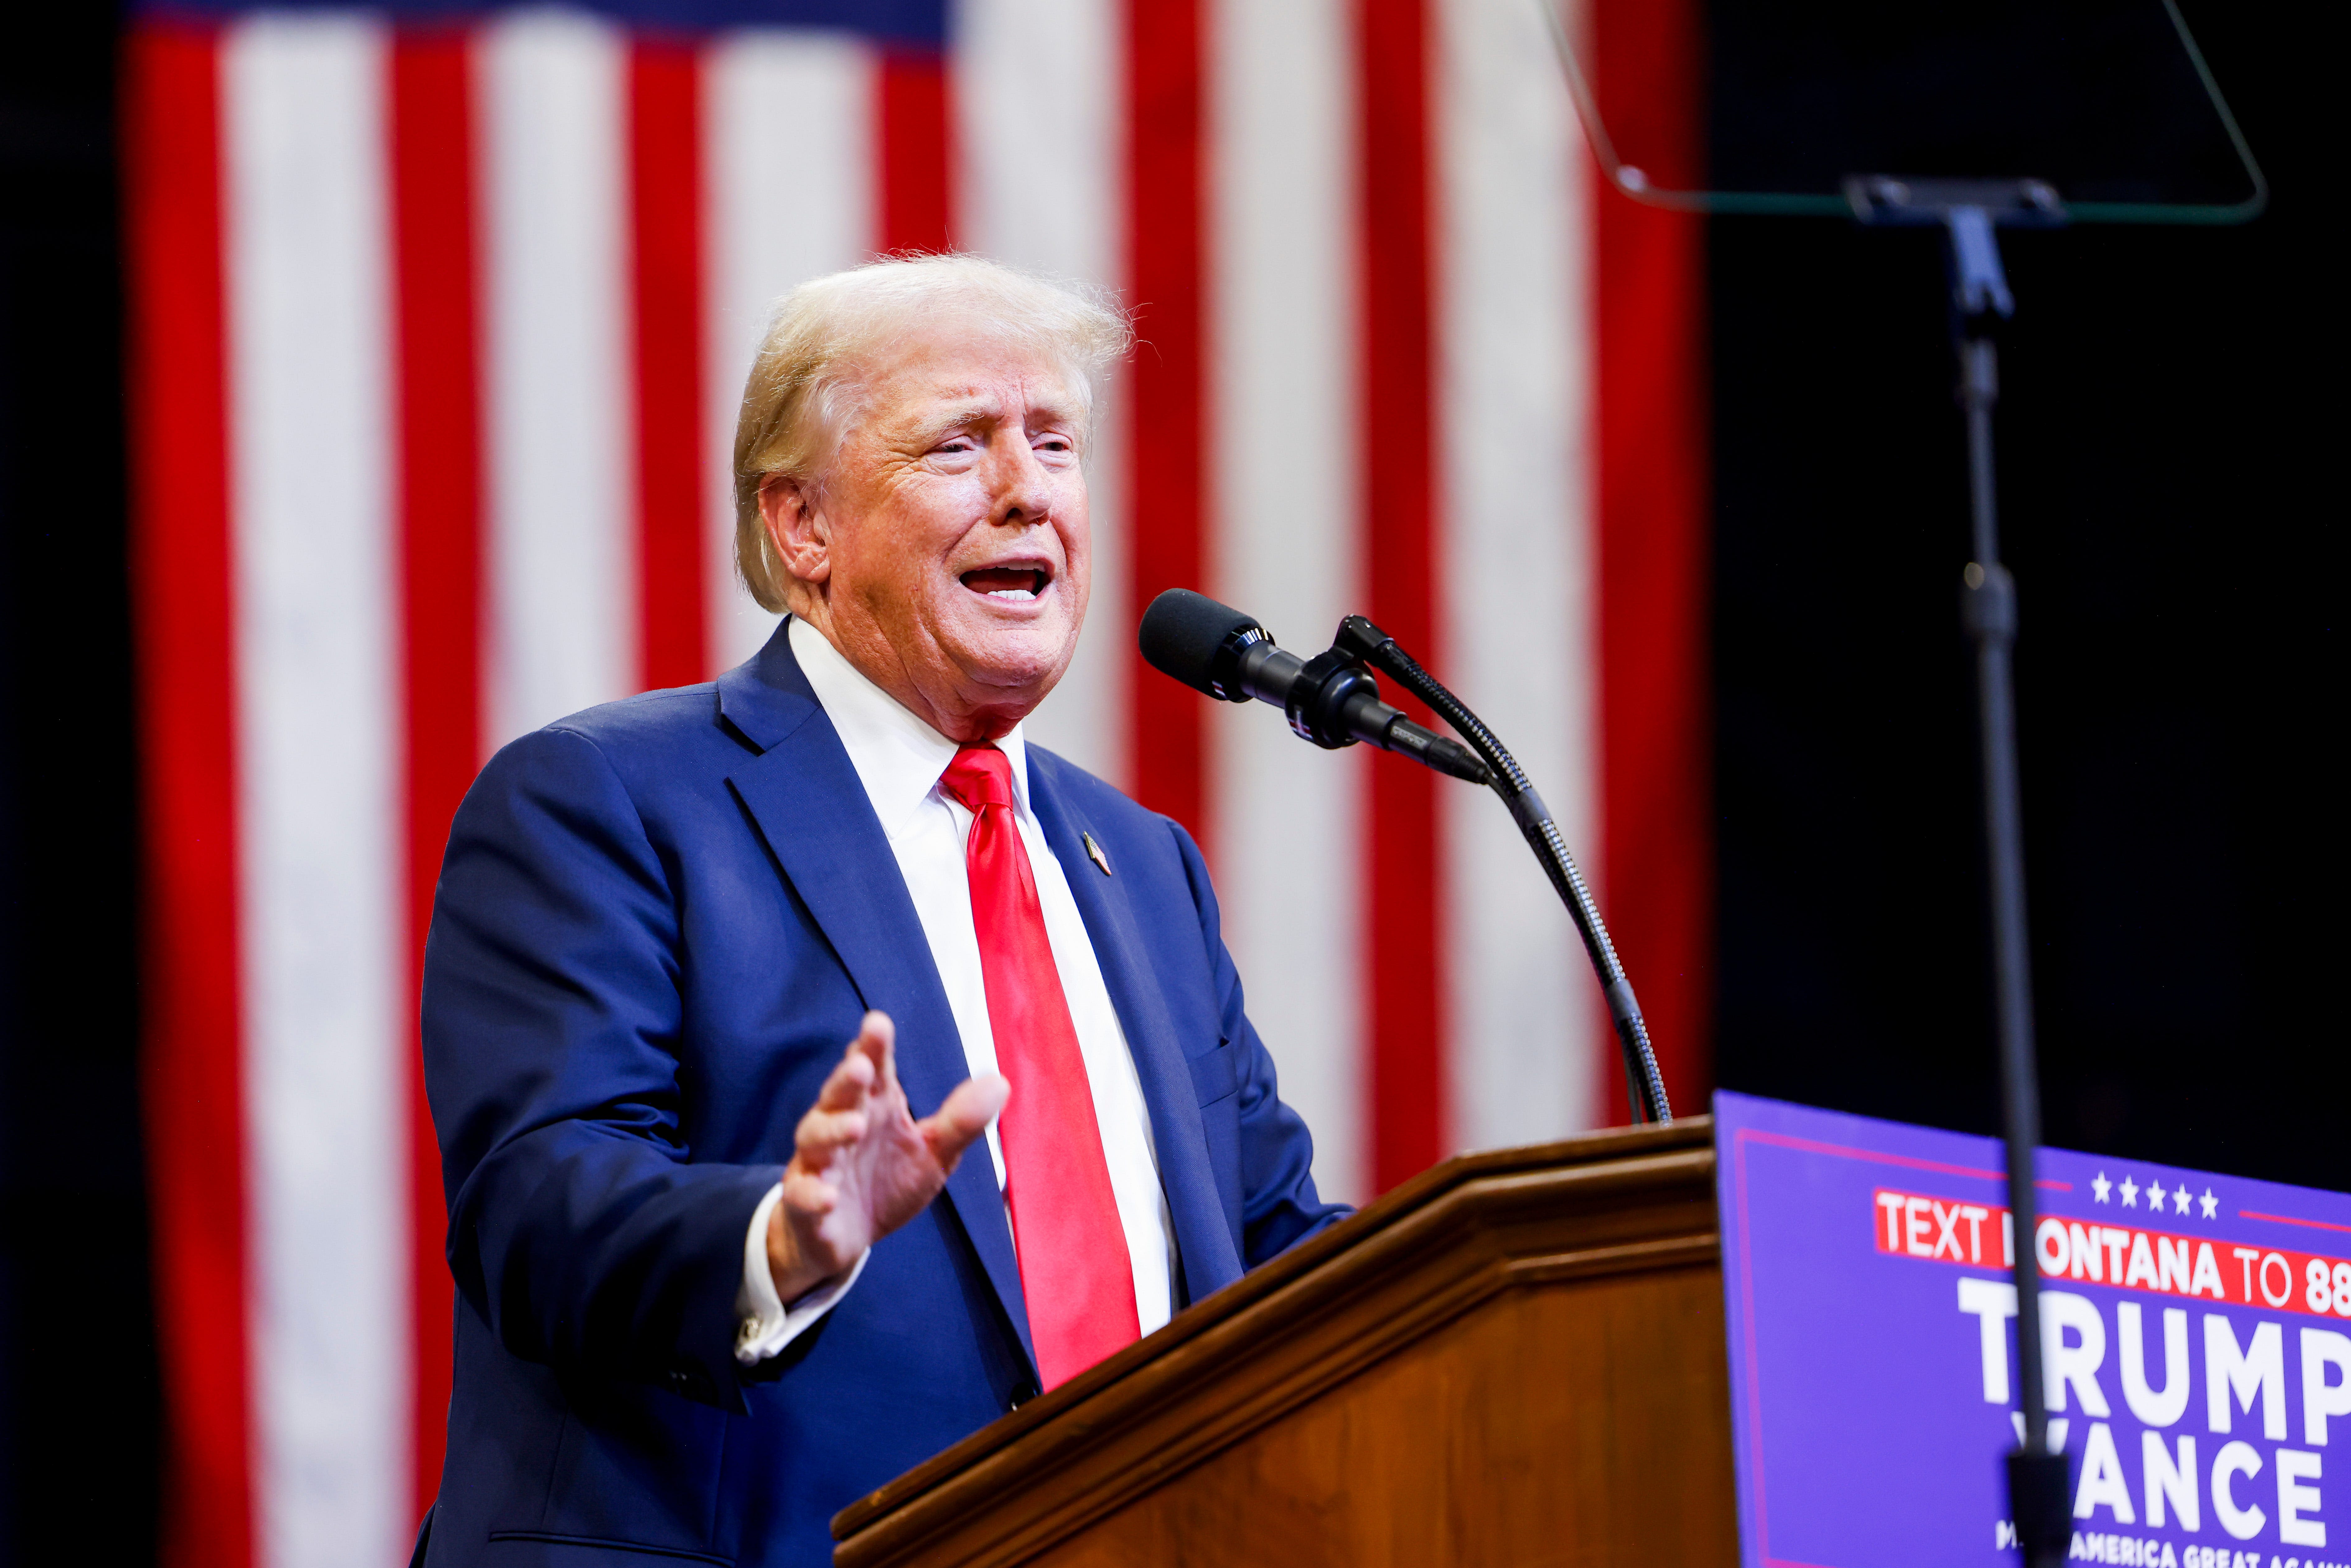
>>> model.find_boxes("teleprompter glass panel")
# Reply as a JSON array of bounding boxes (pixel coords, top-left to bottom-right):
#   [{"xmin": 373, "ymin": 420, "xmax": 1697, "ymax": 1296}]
[{"xmin": 1547, "ymin": 0, "xmax": 2264, "ymax": 222}]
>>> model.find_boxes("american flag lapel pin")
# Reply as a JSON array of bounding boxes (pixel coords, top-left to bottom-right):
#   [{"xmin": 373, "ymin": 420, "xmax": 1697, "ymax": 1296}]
[{"xmin": 1082, "ymin": 831, "xmax": 1112, "ymax": 877}]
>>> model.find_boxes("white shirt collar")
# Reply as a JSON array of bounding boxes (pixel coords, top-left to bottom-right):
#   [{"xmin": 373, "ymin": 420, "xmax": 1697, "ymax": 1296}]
[{"xmin": 786, "ymin": 616, "xmax": 1030, "ymax": 841}]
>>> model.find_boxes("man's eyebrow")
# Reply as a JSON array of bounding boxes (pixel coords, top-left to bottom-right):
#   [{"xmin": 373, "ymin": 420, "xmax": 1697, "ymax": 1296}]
[
  {"xmin": 900, "ymin": 398, "xmax": 997, "ymax": 444},
  {"xmin": 903, "ymin": 394, "xmax": 1084, "ymax": 444}
]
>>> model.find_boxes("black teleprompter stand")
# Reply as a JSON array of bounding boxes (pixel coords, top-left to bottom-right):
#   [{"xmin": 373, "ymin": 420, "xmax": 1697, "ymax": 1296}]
[{"xmin": 1848, "ymin": 175, "xmax": 2071, "ymax": 1566}]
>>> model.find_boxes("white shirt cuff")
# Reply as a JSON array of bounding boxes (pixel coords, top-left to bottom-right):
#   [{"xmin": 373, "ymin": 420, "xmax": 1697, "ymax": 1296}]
[{"xmin": 734, "ymin": 1181, "xmax": 869, "ymax": 1365}]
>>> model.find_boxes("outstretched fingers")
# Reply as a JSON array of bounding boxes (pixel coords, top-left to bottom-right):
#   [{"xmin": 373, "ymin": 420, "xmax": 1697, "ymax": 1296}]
[
  {"xmin": 920, "ymin": 1073, "xmax": 1010, "ymax": 1174},
  {"xmin": 816, "ymin": 1036, "xmax": 877, "ymax": 1109},
  {"xmin": 779, "ymin": 1163, "xmax": 840, "ymax": 1217},
  {"xmin": 851, "ymin": 1011, "xmax": 905, "ymax": 1107},
  {"xmin": 795, "ymin": 1036, "xmax": 879, "ymax": 1172}
]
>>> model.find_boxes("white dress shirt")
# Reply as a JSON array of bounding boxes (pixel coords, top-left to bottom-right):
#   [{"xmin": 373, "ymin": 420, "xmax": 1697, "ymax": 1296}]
[{"xmin": 734, "ymin": 618, "xmax": 1177, "ymax": 1364}]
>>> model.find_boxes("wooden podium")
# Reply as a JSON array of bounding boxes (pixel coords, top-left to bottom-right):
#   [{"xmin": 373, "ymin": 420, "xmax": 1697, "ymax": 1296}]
[{"xmin": 832, "ymin": 1117, "xmax": 1737, "ymax": 1566}]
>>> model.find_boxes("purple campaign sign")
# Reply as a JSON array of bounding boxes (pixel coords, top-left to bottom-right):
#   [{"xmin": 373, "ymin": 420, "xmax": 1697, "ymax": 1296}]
[{"xmin": 1715, "ymin": 1091, "xmax": 2351, "ymax": 1568}]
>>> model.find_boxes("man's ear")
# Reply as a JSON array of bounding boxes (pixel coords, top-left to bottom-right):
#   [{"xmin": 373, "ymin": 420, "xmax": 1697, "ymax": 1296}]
[{"xmin": 760, "ymin": 474, "xmax": 830, "ymax": 590}]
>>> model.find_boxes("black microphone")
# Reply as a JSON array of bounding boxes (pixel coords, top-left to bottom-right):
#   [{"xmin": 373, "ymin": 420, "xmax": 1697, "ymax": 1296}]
[
  {"xmin": 1137, "ymin": 589, "xmax": 1491, "ymax": 785},
  {"xmin": 1139, "ymin": 587, "xmax": 1671, "ymax": 1124}
]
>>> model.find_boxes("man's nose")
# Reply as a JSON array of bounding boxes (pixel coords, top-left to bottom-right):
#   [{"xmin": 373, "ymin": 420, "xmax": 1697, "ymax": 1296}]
[{"xmin": 986, "ymin": 432, "xmax": 1052, "ymax": 526}]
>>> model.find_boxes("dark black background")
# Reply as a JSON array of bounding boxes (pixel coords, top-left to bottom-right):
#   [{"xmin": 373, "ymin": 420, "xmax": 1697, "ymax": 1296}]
[
  {"xmin": 0, "ymin": 3, "xmax": 2335, "ymax": 1562},
  {"xmin": 1706, "ymin": 2, "xmax": 2342, "ymax": 1185},
  {"xmin": 0, "ymin": 3, "xmax": 156, "ymax": 1564}
]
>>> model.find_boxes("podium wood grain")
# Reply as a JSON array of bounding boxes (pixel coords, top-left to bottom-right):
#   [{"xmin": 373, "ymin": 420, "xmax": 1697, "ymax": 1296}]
[{"xmin": 833, "ymin": 1117, "xmax": 1736, "ymax": 1567}]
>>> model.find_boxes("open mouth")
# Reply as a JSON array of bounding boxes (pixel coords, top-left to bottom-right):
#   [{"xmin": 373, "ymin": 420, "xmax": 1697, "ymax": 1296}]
[{"xmin": 959, "ymin": 565, "xmax": 1051, "ymax": 601}]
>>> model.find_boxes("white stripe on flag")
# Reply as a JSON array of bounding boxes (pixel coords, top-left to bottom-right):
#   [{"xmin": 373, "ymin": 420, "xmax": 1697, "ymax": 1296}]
[
  {"xmin": 480, "ymin": 12, "xmax": 636, "ymax": 743},
  {"xmin": 1208, "ymin": 0, "xmax": 1365, "ymax": 1205},
  {"xmin": 222, "ymin": 17, "xmax": 408, "ymax": 1568},
  {"xmin": 1437, "ymin": 0, "xmax": 1600, "ymax": 1146},
  {"xmin": 703, "ymin": 30, "xmax": 876, "ymax": 676},
  {"xmin": 953, "ymin": 0, "xmax": 1127, "ymax": 788}
]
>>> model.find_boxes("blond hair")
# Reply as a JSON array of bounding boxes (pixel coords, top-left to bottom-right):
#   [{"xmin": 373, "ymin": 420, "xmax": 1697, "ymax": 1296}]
[{"xmin": 730, "ymin": 254, "xmax": 1134, "ymax": 612}]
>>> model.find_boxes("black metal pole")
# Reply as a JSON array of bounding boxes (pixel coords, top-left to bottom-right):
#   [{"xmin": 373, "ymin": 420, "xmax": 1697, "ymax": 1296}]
[{"xmin": 1945, "ymin": 214, "xmax": 2070, "ymax": 1568}]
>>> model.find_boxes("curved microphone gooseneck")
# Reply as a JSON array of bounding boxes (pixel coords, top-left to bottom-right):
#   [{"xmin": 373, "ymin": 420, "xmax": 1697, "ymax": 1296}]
[
  {"xmin": 1138, "ymin": 589, "xmax": 1672, "ymax": 1125},
  {"xmin": 1331, "ymin": 616, "xmax": 1670, "ymax": 1126}
]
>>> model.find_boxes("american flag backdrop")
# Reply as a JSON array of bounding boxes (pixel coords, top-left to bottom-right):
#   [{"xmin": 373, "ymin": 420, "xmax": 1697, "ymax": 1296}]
[{"xmin": 122, "ymin": 0, "xmax": 1709, "ymax": 1562}]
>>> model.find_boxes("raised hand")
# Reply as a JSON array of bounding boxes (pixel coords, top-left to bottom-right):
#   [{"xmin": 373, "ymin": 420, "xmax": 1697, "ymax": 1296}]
[{"xmin": 766, "ymin": 1012, "xmax": 1009, "ymax": 1304}]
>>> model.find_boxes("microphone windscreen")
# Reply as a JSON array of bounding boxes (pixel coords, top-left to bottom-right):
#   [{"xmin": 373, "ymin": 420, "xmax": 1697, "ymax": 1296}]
[{"xmin": 1138, "ymin": 588, "xmax": 1259, "ymax": 695}]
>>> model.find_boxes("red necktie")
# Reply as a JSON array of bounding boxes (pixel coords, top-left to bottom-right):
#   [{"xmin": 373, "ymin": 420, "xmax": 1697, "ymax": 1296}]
[{"xmin": 937, "ymin": 745, "xmax": 1140, "ymax": 1389}]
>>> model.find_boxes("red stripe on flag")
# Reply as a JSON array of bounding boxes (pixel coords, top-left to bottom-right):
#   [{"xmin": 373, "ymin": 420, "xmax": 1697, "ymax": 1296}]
[
  {"xmin": 125, "ymin": 25, "xmax": 255, "ymax": 1568},
  {"xmin": 876, "ymin": 48, "xmax": 954, "ymax": 255},
  {"xmin": 1593, "ymin": 0, "xmax": 1712, "ymax": 1121},
  {"xmin": 1356, "ymin": 0, "xmax": 1445, "ymax": 1191},
  {"xmin": 389, "ymin": 27, "xmax": 478, "ymax": 1519},
  {"xmin": 1123, "ymin": 0, "xmax": 1208, "ymax": 842},
  {"xmin": 628, "ymin": 41, "xmax": 708, "ymax": 690}
]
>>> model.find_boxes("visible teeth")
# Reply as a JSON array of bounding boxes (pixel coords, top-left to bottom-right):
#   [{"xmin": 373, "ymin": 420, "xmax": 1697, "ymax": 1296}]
[{"xmin": 986, "ymin": 587, "xmax": 1036, "ymax": 599}]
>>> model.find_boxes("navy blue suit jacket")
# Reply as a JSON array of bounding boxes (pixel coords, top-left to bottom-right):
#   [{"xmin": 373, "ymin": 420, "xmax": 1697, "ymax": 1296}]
[{"xmin": 418, "ymin": 623, "xmax": 1346, "ymax": 1568}]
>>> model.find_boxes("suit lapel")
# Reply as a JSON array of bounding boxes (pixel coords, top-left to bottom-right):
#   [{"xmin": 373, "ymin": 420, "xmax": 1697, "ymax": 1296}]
[
  {"xmin": 1027, "ymin": 759, "xmax": 1245, "ymax": 1304},
  {"xmin": 722, "ymin": 627, "xmax": 1039, "ymax": 1377}
]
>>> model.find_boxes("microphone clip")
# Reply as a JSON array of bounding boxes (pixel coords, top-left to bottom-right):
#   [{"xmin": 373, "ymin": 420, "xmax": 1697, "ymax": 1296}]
[
  {"xmin": 1330, "ymin": 614, "xmax": 1397, "ymax": 668},
  {"xmin": 1280, "ymin": 612, "xmax": 1405, "ymax": 749},
  {"xmin": 1282, "ymin": 648, "xmax": 1385, "ymax": 751},
  {"xmin": 1279, "ymin": 627, "xmax": 1492, "ymax": 785}
]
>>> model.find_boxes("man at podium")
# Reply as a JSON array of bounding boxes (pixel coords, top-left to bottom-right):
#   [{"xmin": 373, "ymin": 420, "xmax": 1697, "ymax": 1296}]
[{"xmin": 414, "ymin": 255, "xmax": 1348, "ymax": 1568}]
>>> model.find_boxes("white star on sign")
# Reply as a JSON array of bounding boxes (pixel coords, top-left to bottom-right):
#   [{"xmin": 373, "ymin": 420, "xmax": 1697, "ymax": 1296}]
[
  {"xmin": 2172, "ymin": 1183, "xmax": 2192, "ymax": 1215},
  {"xmin": 2120, "ymin": 1176, "xmax": 2139, "ymax": 1208},
  {"xmin": 2092, "ymin": 1172, "xmax": 2112, "ymax": 1203},
  {"xmin": 2199, "ymin": 1188, "xmax": 2218, "ymax": 1219}
]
